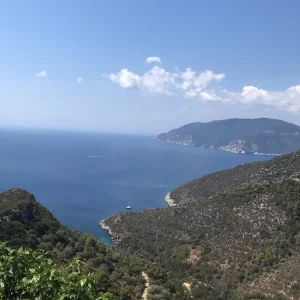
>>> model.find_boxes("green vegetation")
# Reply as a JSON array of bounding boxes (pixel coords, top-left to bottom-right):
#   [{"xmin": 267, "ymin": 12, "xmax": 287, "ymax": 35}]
[
  {"xmin": 3, "ymin": 147, "xmax": 300, "ymax": 299},
  {"xmin": 104, "ymin": 179, "xmax": 300, "ymax": 299},
  {"xmin": 157, "ymin": 118, "xmax": 300, "ymax": 155},
  {"xmin": 170, "ymin": 149, "xmax": 300, "ymax": 204},
  {"xmin": 0, "ymin": 188, "xmax": 190, "ymax": 299},
  {"xmin": 0, "ymin": 189, "xmax": 144, "ymax": 299},
  {"xmin": 0, "ymin": 243, "xmax": 114, "ymax": 300}
]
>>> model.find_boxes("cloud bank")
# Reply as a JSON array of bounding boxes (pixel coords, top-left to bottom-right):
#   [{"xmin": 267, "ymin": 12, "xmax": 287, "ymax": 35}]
[
  {"xmin": 106, "ymin": 66, "xmax": 224, "ymax": 96},
  {"xmin": 105, "ymin": 59, "xmax": 300, "ymax": 114}
]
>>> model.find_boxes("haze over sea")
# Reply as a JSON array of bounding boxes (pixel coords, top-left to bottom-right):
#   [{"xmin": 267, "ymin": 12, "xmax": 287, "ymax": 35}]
[{"xmin": 0, "ymin": 129, "xmax": 272, "ymax": 246}]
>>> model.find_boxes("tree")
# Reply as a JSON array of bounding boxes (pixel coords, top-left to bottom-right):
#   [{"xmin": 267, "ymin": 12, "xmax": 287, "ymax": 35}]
[{"xmin": 0, "ymin": 243, "xmax": 114, "ymax": 300}]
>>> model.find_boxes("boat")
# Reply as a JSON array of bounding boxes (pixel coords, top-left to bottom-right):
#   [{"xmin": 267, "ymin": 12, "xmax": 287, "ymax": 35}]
[{"xmin": 126, "ymin": 205, "xmax": 132, "ymax": 210}]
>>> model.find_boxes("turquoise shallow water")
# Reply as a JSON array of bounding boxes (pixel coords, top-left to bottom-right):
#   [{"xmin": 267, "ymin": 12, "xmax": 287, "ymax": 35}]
[{"xmin": 0, "ymin": 129, "xmax": 272, "ymax": 246}]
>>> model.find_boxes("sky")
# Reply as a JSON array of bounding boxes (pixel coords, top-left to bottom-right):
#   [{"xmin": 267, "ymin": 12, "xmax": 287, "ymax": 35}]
[{"xmin": 1, "ymin": 0, "xmax": 300, "ymax": 134}]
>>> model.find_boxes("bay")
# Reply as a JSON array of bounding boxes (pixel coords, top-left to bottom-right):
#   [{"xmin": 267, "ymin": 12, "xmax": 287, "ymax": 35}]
[{"xmin": 0, "ymin": 128, "xmax": 272, "ymax": 246}]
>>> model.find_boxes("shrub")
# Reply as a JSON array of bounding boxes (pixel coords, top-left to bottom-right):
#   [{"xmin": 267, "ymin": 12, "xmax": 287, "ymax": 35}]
[{"xmin": 0, "ymin": 243, "xmax": 113, "ymax": 300}]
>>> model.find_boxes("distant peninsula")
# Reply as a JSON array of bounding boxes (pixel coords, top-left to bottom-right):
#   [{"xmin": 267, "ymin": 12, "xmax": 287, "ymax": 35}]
[{"xmin": 157, "ymin": 118, "xmax": 300, "ymax": 155}]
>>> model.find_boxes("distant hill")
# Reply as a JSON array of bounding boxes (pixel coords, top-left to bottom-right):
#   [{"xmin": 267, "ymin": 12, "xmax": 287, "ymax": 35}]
[
  {"xmin": 103, "ymin": 150, "xmax": 300, "ymax": 299},
  {"xmin": 157, "ymin": 118, "xmax": 300, "ymax": 155}
]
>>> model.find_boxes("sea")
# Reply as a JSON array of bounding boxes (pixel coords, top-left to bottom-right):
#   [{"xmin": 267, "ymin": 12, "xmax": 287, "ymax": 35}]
[{"xmin": 0, "ymin": 128, "xmax": 273, "ymax": 246}]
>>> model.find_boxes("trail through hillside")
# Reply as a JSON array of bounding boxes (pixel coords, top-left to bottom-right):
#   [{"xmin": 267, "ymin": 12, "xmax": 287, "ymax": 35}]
[{"xmin": 141, "ymin": 272, "xmax": 150, "ymax": 300}]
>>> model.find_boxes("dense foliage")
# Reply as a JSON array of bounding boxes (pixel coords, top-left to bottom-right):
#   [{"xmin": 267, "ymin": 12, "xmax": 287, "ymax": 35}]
[
  {"xmin": 0, "ymin": 189, "xmax": 144, "ymax": 299},
  {"xmin": 0, "ymin": 188, "xmax": 190, "ymax": 300},
  {"xmin": 170, "ymin": 149, "xmax": 300, "ymax": 204},
  {"xmin": 2, "ymin": 147, "xmax": 300, "ymax": 299},
  {"xmin": 105, "ymin": 180, "xmax": 300, "ymax": 299},
  {"xmin": 157, "ymin": 118, "xmax": 300, "ymax": 154},
  {"xmin": 0, "ymin": 243, "xmax": 115, "ymax": 300}
]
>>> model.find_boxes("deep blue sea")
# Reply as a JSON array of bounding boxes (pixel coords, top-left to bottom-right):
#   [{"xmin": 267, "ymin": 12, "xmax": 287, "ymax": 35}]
[{"xmin": 0, "ymin": 129, "xmax": 272, "ymax": 246}]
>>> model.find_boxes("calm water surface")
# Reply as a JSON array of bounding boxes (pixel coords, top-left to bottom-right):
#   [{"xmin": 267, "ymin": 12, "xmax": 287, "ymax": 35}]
[{"xmin": 0, "ymin": 129, "xmax": 272, "ymax": 246}]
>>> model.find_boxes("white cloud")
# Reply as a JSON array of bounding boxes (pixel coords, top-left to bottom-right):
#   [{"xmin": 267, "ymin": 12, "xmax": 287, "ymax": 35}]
[
  {"xmin": 107, "ymin": 68, "xmax": 141, "ymax": 88},
  {"xmin": 141, "ymin": 66, "xmax": 176, "ymax": 95},
  {"xmin": 224, "ymin": 84, "xmax": 300, "ymax": 113},
  {"xmin": 105, "ymin": 61, "xmax": 300, "ymax": 115},
  {"xmin": 145, "ymin": 57, "xmax": 162, "ymax": 64},
  {"xmin": 105, "ymin": 67, "xmax": 223, "ymax": 96},
  {"xmin": 76, "ymin": 77, "xmax": 84, "ymax": 83},
  {"xmin": 36, "ymin": 70, "xmax": 47, "ymax": 78},
  {"xmin": 241, "ymin": 86, "xmax": 270, "ymax": 103},
  {"xmin": 105, "ymin": 66, "xmax": 176, "ymax": 95},
  {"xmin": 180, "ymin": 69, "xmax": 225, "ymax": 97},
  {"xmin": 200, "ymin": 91, "xmax": 223, "ymax": 102}
]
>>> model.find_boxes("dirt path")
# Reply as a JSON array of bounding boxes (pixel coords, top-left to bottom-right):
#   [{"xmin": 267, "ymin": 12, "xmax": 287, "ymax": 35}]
[
  {"xmin": 141, "ymin": 272, "xmax": 150, "ymax": 300},
  {"xmin": 183, "ymin": 282, "xmax": 192, "ymax": 293}
]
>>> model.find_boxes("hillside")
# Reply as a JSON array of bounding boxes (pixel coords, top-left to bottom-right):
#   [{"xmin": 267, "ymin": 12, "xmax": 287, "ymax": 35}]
[
  {"xmin": 157, "ymin": 118, "xmax": 300, "ymax": 155},
  {"xmin": 0, "ymin": 188, "xmax": 190, "ymax": 300},
  {"xmin": 170, "ymin": 149, "xmax": 300, "ymax": 205},
  {"xmin": 103, "ymin": 180, "xmax": 300, "ymax": 300},
  {"xmin": 102, "ymin": 151, "xmax": 300, "ymax": 299},
  {"xmin": 4, "ymin": 152, "xmax": 300, "ymax": 299}
]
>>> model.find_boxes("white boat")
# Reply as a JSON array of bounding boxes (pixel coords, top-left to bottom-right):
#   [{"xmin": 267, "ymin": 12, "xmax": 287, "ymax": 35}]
[{"xmin": 126, "ymin": 205, "xmax": 132, "ymax": 209}]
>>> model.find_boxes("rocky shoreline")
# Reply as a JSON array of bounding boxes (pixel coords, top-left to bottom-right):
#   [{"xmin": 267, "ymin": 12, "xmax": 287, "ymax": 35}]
[
  {"xmin": 165, "ymin": 192, "xmax": 177, "ymax": 207},
  {"xmin": 100, "ymin": 219, "xmax": 112, "ymax": 235},
  {"xmin": 99, "ymin": 219, "xmax": 118, "ymax": 244},
  {"xmin": 158, "ymin": 139, "xmax": 281, "ymax": 156},
  {"xmin": 100, "ymin": 216, "xmax": 126, "ymax": 245},
  {"xmin": 100, "ymin": 193, "xmax": 177, "ymax": 243}
]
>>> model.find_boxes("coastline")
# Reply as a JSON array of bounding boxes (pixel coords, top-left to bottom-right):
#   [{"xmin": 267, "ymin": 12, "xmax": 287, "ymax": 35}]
[
  {"xmin": 100, "ymin": 216, "xmax": 125, "ymax": 245},
  {"xmin": 254, "ymin": 152, "xmax": 281, "ymax": 156},
  {"xmin": 101, "ymin": 192, "xmax": 177, "ymax": 244},
  {"xmin": 221, "ymin": 148, "xmax": 281, "ymax": 156},
  {"xmin": 99, "ymin": 219, "xmax": 116, "ymax": 243},
  {"xmin": 100, "ymin": 219, "xmax": 112, "ymax": 235},
  {"xmin": 165, "ymin": 192, "xmax": 177, "ymax": 207},
  {"xmin": 157, "ymin": 139, "xmax": 281, "ymax": 156}
]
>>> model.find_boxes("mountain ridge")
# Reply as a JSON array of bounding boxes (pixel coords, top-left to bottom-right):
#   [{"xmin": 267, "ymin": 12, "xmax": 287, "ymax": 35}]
[{"xmin": 157, "ymin": 118, "xmax": 300, "ymax": 155}]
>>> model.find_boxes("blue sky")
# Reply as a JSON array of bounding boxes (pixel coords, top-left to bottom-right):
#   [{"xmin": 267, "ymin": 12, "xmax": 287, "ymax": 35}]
[{"xmin": 1, "ymin": 0, "xmax": 300, "ymax": 134}]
